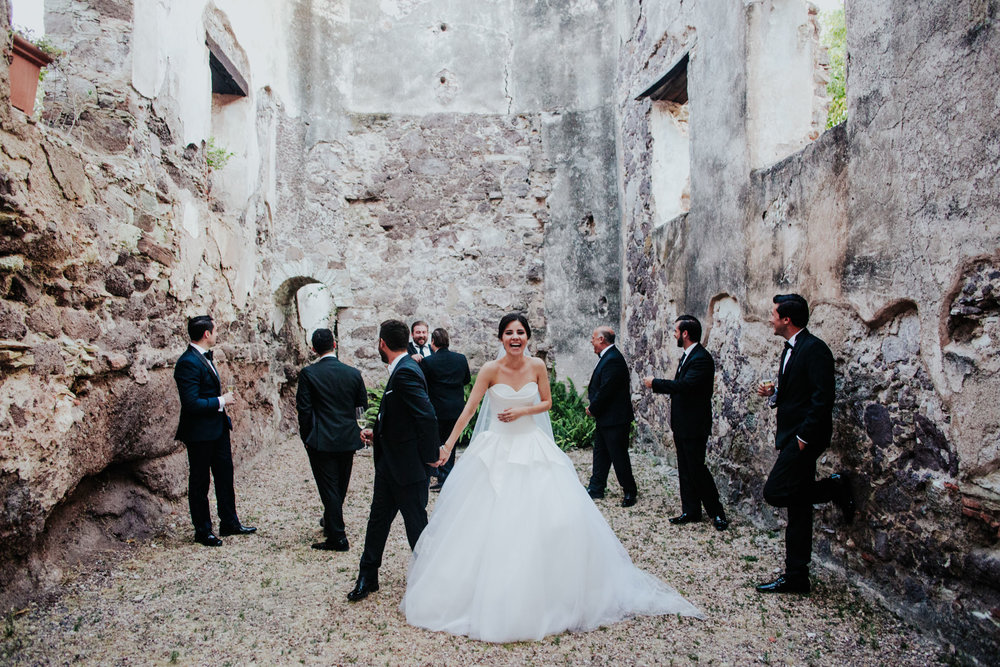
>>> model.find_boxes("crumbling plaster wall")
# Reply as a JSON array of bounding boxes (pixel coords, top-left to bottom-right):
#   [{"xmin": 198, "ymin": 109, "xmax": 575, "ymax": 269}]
[
  {"xmin": 0, "ymin": 0, "xmax": 289, "ymax": 608},
  {"xmin": 273, "ymin": 0, "xmax": 621, "ymax": 385},
  {"xmin": 618, "ymin": 0, "xmax": 1000, "ymax": 660}
]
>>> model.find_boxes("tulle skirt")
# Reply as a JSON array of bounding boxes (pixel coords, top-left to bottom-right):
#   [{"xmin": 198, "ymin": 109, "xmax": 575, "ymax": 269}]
[{"xmin": 401, "ymin": 424, "xmax": 703, "ymax": 642}]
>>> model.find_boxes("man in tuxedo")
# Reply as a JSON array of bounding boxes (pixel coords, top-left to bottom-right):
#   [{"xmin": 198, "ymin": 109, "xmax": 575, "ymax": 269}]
[
  {"xmin": 755, "ymin": 294, "xmax": 855, "ymax": 594},
  {"xmin": 585, "ymin": 326, "xmax": 639, "ymax": 507},
  {"xmin": 296, "ymin": 328, "xmax": 368, "ymax": 552},
  {"xmin": 348, "ymin": 319, "xmax": 440, "ymax": 601},
  {"xmin": 642, "ymin": 315, "xmax": 728, "ymax": 530},
  {"xmin": 173, "ymin": 315, "xmax": 256, "ymax": 547},
  {"xmin": 420, "ymin": 328, "xmax": 471, "ymax": 490},
  {"xmin": 407, "ymin": 320, "xmax": 433, "ymax": 362}
]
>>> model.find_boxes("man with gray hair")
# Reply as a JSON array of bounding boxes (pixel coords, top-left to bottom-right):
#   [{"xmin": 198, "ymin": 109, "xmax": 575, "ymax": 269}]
[{"xmin": 586, "ymin": 326, "xmax": 638, "ymax": 507}]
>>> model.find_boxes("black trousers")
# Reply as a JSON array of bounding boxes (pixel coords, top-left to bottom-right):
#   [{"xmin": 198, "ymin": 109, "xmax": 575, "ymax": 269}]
[
  {"xmin": 674, "ymin": 434, "xmax": 723, "ymax": 518},
  {"xmin": 763, "ymin": 443, "xmax": 837, "ymax": 579},
  {"xmin": 184, "ymin": 431, "xmax": 239, "ymax": 535},
  {"xmin": 588, "ymin": 423, "xmax": 637, "ymax": 496},
  {"xmin": 307, "ymin": 448, "xmax": 354, "ymax": 542},
  {"xmin": 358, "ymin": 469, "xmax": 429, "ymax": 579}
]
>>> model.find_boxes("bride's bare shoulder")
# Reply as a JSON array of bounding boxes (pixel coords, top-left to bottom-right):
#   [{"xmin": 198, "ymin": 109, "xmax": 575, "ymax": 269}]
[
  {"xmin": 529, "ymin": 356, "xmax": 547, "ymax": 372},
  {"xmin": 478, "ymin": 360, "xmax": 499, "ymax": 377}
]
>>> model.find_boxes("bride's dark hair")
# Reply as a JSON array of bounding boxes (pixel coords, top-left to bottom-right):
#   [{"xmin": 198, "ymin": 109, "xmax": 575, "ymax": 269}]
[{"xmin": 497, "ymin": 313, "xmax": 531, "ymax": 340}]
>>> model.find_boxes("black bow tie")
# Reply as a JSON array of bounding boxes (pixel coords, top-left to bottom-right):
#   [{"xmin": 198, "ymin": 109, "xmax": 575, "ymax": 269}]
[
  {"xmin": 203, "ymin": 350, "xmax": 214, "ymax": 361},
  {"xmin": 783, "ymin": 342, "xmax": 792, "ymax": 353}
]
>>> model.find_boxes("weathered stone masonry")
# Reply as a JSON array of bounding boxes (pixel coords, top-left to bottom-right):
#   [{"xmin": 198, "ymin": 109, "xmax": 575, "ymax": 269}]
[{"xmin": 618, "ymin": 1, "xmax": 999, "ymax": 661}]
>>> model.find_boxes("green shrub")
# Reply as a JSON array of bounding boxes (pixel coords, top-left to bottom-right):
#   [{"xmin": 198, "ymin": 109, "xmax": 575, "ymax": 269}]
[
  {"xmin": 206, "ymin": 137, "xmax": 234, "ymax": 170},
  {"xmin": 549, "ymin": 374, "xmax": 595, "ymax": 451}
]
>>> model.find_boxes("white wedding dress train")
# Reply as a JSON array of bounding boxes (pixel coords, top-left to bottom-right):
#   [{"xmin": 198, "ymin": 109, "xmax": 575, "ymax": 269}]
[{"xmin": 402, "ymin": 382, "xmax": 703, "ymax": 642}]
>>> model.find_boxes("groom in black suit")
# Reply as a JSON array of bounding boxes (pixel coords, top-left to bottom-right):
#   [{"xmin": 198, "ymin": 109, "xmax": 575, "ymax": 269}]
[
  {"xmin": 296, "ymin": 328, "xmax": 368, "ymax": 552},
  {"xmin": 586, "ymin": 326, "xmax": 639, "ymax": 507},
  {"xmin": 642, "ymin": 315, "xmax": 728, "ymax": 530},
  {"xmin": 348, "ymin": 319, "xmax": 441, "ymax": 601},
  {"xmin": 755, "ymin": 294, "xmax": 855, "ymax": 594},
  {"xmin": 421, "ymin": 328, "xmax": 471, "ymax": 490},
  {"xmin": 173, "ymin": 315, "xmax": 255, "ymax": 547}
]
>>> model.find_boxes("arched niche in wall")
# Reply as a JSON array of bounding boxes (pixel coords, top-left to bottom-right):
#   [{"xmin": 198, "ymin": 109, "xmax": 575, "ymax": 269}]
[{"xmin": 273, "ymin": 276, "xmax": 338, "ymax": 361}]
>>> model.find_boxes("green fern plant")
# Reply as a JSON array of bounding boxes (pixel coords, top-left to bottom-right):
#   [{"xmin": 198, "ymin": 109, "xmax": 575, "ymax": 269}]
[
  {"xmin": 206, "ymin": 137, "xmax": 235, "ymax": 170},
  {"xmin": 549, "ymin": 374, "xmax": 595, "ymax": 451}
]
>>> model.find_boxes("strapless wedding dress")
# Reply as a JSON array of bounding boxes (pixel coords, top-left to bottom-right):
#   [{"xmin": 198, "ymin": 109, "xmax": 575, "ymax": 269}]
[{"xmin": 402, "ymin": 382, "xmax": 702, "ymax": 642}]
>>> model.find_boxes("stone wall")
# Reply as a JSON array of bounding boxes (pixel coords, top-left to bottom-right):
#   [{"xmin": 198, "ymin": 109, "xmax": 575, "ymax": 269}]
[
  {"xmin": 617, "ymin": 0, "xmax": 1000, "ymax": 661},
  {"xmin": 1, "ymin": 0, "xmax": 624, "ymax": 609},
  {"xmin": 274, "ymin": 0, "xmax": 622, "ymax": 386},
  {"xmin": 271, "ymin": 111, "xmax": 553, "ymax": 373},
  {"xmin": 0, "ymin": 0, "xmax": 288, "ymax": 608}
]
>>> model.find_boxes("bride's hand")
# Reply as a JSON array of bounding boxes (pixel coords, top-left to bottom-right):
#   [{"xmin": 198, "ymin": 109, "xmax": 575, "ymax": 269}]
[
  {"xmin": 498, "ymin": 407, "xmax": 521, "ymax": 422},
  {"xmin": 434, "ymin": 445, "xmax": 450, "ymax": 467}
]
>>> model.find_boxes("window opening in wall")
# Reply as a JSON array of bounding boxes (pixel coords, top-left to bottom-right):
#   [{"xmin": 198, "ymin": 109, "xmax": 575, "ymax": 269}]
[
  {"xmin": 207, "ymin": 36, "xmax": 248, "ymax": 97},
  {"xmin": 206, "ymin": 28, "xmax": 252, "ymax": 214},
  {"xmin": 746, "ymin": 0, "xmax": 832, "ymax": 169},
  {"xmin": 638, "ymin": 53, "xmax": 690, "ymax": 227},
  {"xmin": 820, "ymin": 6, "xmax": 846, "ymax": 128}
]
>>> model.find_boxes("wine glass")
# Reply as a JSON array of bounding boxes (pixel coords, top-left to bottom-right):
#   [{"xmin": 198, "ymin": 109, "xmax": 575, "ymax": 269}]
[
  {"xmin": 760, "ymin": 374, "xmax": 775, "ymax": 395},
  {"xmin": 355, "ymin": 407, "xmax": 368, "ymax": 430}
]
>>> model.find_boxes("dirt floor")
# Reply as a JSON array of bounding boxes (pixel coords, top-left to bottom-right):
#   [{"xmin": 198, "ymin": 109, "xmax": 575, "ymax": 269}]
[{"xmin": 1, "ymin": 435, "xmax": 951, "ymax": 666}]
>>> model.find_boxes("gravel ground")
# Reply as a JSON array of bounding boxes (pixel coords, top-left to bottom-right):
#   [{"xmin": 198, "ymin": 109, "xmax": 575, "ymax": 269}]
[{"xmin": 1, "ymin": 435, "xmax": 948, "ymax": 666}]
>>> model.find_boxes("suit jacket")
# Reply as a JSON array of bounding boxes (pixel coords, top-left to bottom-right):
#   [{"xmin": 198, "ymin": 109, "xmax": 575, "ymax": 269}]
[
  {"xmin": 420, "ymin": 348, "xmax": 471, "ymax": 422},
  {"xmin": 374, "ymin": 355, "xmax": 440, "ymax": 485},
  {"xmin": 650, "ymin": 344, "xmax": 714, "ymax": 439},
  {"xmin": 296, "ymin": 356, "xmax": 368, "ymax": 453},
  {"xmin": 174, "ymin": 345, "xmax": 231, "ymax": 443},
  {"xmin": 587, "ymin": 345, "xmax": 635, "ymax": 428},
  {"xmin": 407, "ymin": 341, "xmax": 433, "ymax": 357},
  {"xmin": 773, "ymin": 329, "xmax": 835, "ymax": 452}
]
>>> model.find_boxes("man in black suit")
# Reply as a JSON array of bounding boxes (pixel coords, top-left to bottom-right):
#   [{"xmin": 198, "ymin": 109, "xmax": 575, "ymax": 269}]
[
  {"xmin": 348, "ymin": 319, "xmax": 440, "ymax": 601},
  {"xmin": 642, "ymin": 315, "xmax": 728, "ymax": 530},
  {"xmin": 173, "ymin": 315, "xmax": 256, "ymax": 547},
  {"xmin": 407, "ymin": 320, "xmax": 433, "ymax": 362},
  {"xmin": 755, "ymin": 294, "xmax": 854, "ymax": 594},
  {"xmin": 296, "ymin": 328, "xmax": 368, "ymax": 552},
  {"xmin": 421, "ymin": 328, "xmax": 471, "ymax": 490},
  {"xmin": 585, "ymin": 326, "xmax": 639, "ymax": 507}
]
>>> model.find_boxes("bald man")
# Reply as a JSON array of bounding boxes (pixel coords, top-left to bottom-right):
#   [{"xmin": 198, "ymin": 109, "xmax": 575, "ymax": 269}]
[{"xmin": 585, "ymin": 327, "xmax": 638, "ymax": 507}]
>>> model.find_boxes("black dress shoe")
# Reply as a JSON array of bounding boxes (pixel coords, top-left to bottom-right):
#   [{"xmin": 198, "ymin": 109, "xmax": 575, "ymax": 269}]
[
  {"xmin": 621, "ymin": 493, "xmax": 638, "ymax": 507},
  {"xmin": 347, "ymin": 576, "xmax": 380, "ymax": 602},
  {"xmin": 756, "ymin": 575, "xmax": 810, "ymax": 594},
  {"xmin": 587, "ymin": 488, "xmax": 605, "ymax": 499},
  {"xmin": 713, "ymin": 515, "xmax": 729, "ymax": 531},
  {"xmin": 219, "ymin": 524, "xmax": 257, "ymax": 536},
  {"xmin": 668, "ymin": 513, "xmax": 701, "ymax": 525},
  {"xmin": 312, "ymin": 537, "xmax": 349, "ymax": 552},
  {"xmin": 194, "ymin": 533, "xmax": 223, "ymax": 547},
  {"xmin": 830, "ymin": 473, "xmax": 856, "ymax": 524}
]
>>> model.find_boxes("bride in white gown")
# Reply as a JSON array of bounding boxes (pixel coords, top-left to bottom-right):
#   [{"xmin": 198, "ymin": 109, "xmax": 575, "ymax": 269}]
[{"xmin": 402, "ymin": 314, "xmax": 703, "ymax": 642}]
